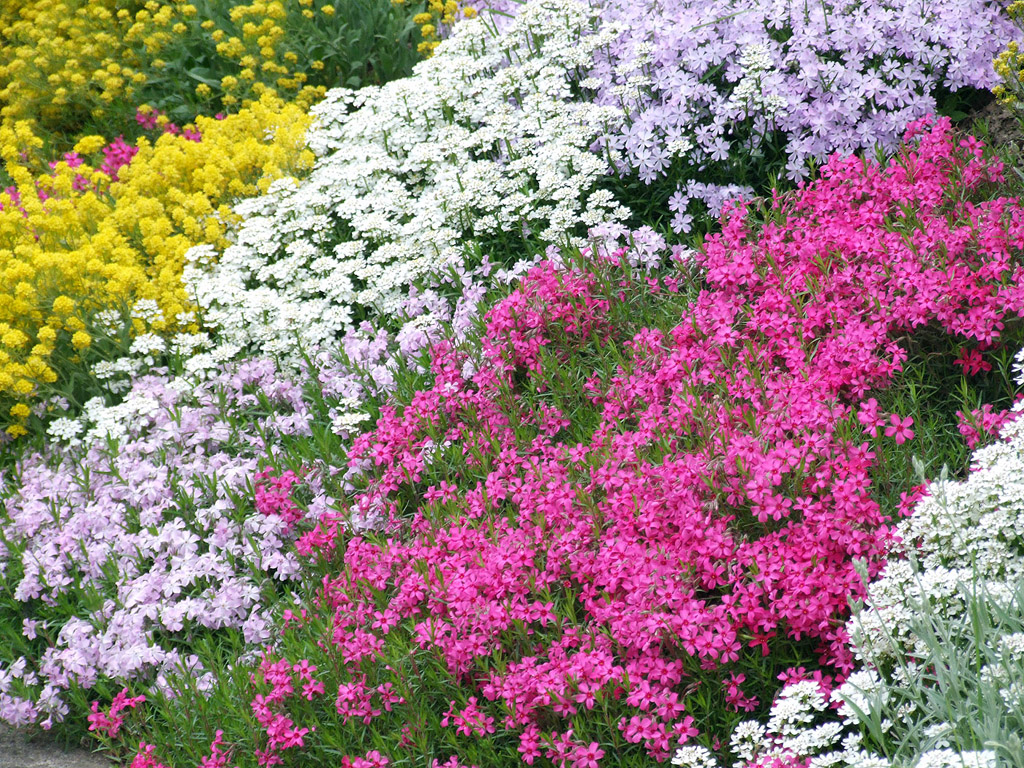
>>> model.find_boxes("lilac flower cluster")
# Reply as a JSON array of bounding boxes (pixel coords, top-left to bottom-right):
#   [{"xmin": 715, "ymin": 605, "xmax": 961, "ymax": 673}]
[{"xmin": 0, "ymin": 361, "xmax": 337, "ymax": 728}]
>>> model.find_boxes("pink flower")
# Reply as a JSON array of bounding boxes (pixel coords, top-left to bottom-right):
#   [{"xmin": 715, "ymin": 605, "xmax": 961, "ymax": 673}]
[
  {"xmin": 954, "ymin": 347, "xmax": 992, "ymax": 375},
  {"xmin": 884, "ymin": 413, "xmax": 915, "ymax": 444},
  {"xmin": 570, "ymin": 742, "xmax": 605, "ymax": 768},
  {"xmin": 856, "ymin": 398, "xmax": 886, "ymax": 437},
  {"xmin": 129, "ymin": 743, "xmax": 169, "ymax": 768},
  {"xmin": 88, "ymin": 688, "xmax": 145, "ymax": 739},
  {"xmin": 135, "ymin": 108, "xmax": 159, "ymax": 130}
]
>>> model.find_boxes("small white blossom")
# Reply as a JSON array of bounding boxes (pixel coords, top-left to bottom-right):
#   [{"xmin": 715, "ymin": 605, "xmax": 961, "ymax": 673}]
[{"xmin": 671, "ymin": 745, "xmax": 719, "ymax": 768}]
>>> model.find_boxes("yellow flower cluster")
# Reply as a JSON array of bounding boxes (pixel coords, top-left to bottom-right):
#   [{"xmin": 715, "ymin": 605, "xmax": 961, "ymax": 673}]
[
  {"xmin": 0, "ymin": 0, "xmax": 334, "ymax": 144},
  {"xmin": 0, "ymin": 0, "xmax": 146, "ymax": 136},
  {"xmin": 994, "ymin": 1, "xmax": 1024, "ymax": 112},
  {"xmin": 203, "ymin": 0, "xmax": 327, "ymax": 109},
  {"xmin": 0, "ymin": 94, "xmax": 314, "ymax": 436},
  {"xmin": 404, "ymin": 0, "xmax": 477, "ymax": 56}
]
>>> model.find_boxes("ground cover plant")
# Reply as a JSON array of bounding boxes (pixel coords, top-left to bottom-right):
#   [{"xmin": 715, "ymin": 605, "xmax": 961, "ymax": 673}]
[
  {"xmin": 0, "ymin": 94, "xmax": 314, "ymax": 439},
  {"xmin": 0, "ymin": 359, "xmax": 336, "ymax": 730},
  {"xmin": 179, "ymin": 0, "xmax": 1021, "ymax": 409},
  {"xmin": 182, "ymin": 0, "xmax": 629, "ymax": 374},
  {"xmin": 2, "ymin": 0, "xmax": 1024, "ymax": 765},
  {"xmin": 0, "ymin": 0, "xmax": 424, "ymax": 147},
  {"xmin": 38, "ymin": 117, "xmax": 1024, "ymax": 768}
]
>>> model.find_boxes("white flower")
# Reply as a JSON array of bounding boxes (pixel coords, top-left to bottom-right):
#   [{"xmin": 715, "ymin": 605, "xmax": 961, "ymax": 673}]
[
  {"xmin": 46, "ymin": 418, "xmax": 82, "ymax": 444},
  {"xmin": 129, "ymin": 333, "xmax": 166, "ymax": 357},
  {"xmin": 671, "ymin": 745, "xmax": 718, "ymax": 768},
  {"xmin": 914, "ymin": 750, "xmax": 997, "ymax": 768},
  {"xmin": 131, "ymin": 299, "xmax": 165, "ymax": 325}
]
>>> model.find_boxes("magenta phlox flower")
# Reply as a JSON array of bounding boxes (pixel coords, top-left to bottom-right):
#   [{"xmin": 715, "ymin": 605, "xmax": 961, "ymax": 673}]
[
  {"xmin": 198, "ymin": 730, "xmax": 232, "ymax": 768},
  {"xmin": 129, "ymin": 742, "xmax": 170, "ymax": 768},
  {"xmin": 87, "ymin": 687, "xmax": 145, "ymax": 739},
  {"xmin": 884, "ymin": 414, "xmax": 915, "ymax": 444},
  {"xmin": 441, "ymin": 696, "xmax": 496, "ymax": 737},
  {"xmin": 954, "ymin": 346, "xmax": 993, "ymax": 375},
  {"xmin": 342, "ymin": 750, "xmax": 391, "ymax": 768}
]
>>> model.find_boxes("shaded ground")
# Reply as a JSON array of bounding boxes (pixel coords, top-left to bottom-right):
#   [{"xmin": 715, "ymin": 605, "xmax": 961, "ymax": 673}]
[
  {"xmin": 0, "ymin": 725, "xmax": 109, "ymax": 768},
  {"xmin": 971, "ymin": 98, "xmax": 1024, "ymax": 149}
]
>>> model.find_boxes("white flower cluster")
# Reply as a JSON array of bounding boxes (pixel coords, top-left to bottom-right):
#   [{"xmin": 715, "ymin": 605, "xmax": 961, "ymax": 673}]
[
  {"xmin": 77, "ymin": 390, "xmax": 166, "ymax": 445},
  {"xmin": 696, "ymin": 675, "xmax": 999, "ymax": 768},
  {"xmin": 727, "ymin": 43, "xmax": 788, "ymax": 118},
  {"xmin": 183, "ymin": 0, "xmax": 631, "ymax": 370}
]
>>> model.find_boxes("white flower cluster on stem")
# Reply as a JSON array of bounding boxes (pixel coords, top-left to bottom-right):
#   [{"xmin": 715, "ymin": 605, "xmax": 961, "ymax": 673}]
[{"xmin": 183, "ymin": 0, "xmax": 630, "ymax": 370}]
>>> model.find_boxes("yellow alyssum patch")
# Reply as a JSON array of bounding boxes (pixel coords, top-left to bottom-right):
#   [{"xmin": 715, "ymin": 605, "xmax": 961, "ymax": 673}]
[
  {"xmin": 0, "ymin": 0, "xmax": 329, "ymax": 142},
  {"xmin": 0, "ymin": 94, "xmax": 314, "ymax": 436}
]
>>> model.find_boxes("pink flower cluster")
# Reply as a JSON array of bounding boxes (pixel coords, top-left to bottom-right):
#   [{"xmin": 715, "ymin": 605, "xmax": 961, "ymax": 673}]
[
  {"xmin": 128, "ymin": 731, "xmax": 235, "ymax": 768},
  {"xmin": 87, "ymin": 688, "xmax": 145, "ymax": 739},
  {"xmin": 135, "ymin": 106, "xmax": 202, "ymax": 141},
  {"xmin": 956, "ymin": 402, "xmax": 1020, "ymax": 449},
  {"xmin": 100, "ymin": 136, "xmax": 140, "ymax": 181},
  {"xmin": 238, "ymin": 118, "xmax": 1024, "ymax": 764},
  {"xmin": 248, "ymin": 654, "xmax": 325, "ymax": 766},
  {"xmin": 130, "ymin": 742, "xmax": 171, "ymax": 768},
  {"xmin": 254, "ymin": 468, "xmax": 304, "ymax": 533}
]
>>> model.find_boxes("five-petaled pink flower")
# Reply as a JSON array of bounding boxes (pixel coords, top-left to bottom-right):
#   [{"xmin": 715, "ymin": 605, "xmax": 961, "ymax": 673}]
[{"xmin": 884, "ymin": 414, "xmax": 915, "ymax": 444}]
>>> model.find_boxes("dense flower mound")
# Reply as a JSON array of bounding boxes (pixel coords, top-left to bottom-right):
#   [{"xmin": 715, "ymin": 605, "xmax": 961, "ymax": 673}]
[
  {"xmin": 211, "ymin": 120, "xmax": 1024, "ymax": 767},
  {"xmin": 700, "ymin": 351, "xmax": 1024, "ymax": 768},
  {"xmin": 183, "ymin": 0, "xmax": 630, "ymax": 373},
  {"xmin": 0, "ymin": 359, "xmax": 337, "ymax": 729},
  {"xmin": 0, "ymin": 94, "xmax": 313, "ymax": 437},
  {"xmin": 467, "ymin": 0, "xmax": 1016, "ymax": 225}
]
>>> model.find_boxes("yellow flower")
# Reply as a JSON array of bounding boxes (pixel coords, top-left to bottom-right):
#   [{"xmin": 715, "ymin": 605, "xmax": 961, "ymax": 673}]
[
  {"xmin": 9, "ymin": 403, "xmax": 30, "ymax": 419},
  {"xmin": 321, "ymin": 4, "xmax": 335, "ymax": 15},
  {"xmin": 1, "ymin": 329, "xmax": 28, "ymax": 348},
  {"xmin": 74, "ymin": 135, "xmax": 106, "ymax": 155},
  {"xmin": 51, "ymin": 296, "xmax": 75, "ymax": 315},
  {"xmin": 0, "ymin": 86, "xmax": 313, "ymax": 435}
]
